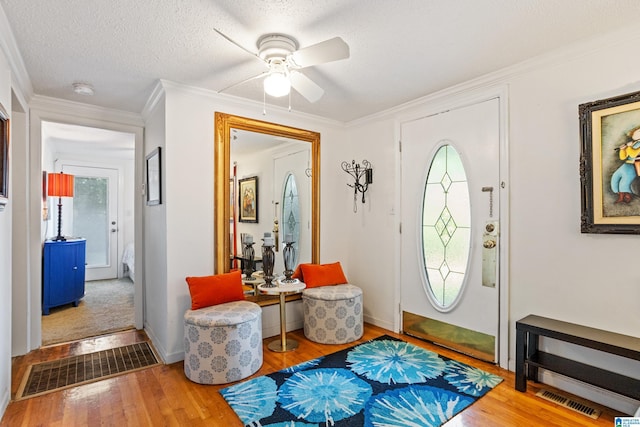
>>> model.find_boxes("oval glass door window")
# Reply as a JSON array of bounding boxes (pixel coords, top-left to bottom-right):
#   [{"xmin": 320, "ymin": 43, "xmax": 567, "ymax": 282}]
[
  {"xmin": 421, "ymin": 144, "xmax": 471, "ymax": 311},
  {"xmin": 282, "ymin": 172, "xmax": 300, "ymax": 264}
]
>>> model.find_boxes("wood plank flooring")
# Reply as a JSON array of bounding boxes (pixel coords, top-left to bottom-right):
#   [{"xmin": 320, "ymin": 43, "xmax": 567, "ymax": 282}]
[{"xmin": 1, "ymin": 324, "xmax": 623, "ymax": 426}]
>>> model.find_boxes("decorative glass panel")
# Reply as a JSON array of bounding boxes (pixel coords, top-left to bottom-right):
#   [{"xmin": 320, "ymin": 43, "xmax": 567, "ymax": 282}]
[
  {"xmin": 422, "ymin": 144, "xmax": 470, "ymax": 310},
  {"xmin": 73, "ymin": 176, "xmax": 109, "ymax": 266},
  {"xmin": 282, "ymin": 173, "xmax": 300, "ymax": 264}
]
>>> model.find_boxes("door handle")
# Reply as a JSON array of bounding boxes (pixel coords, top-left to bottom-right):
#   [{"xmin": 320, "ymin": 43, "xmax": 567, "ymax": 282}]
[
  {"xmin": 483, "ymin": 239, "xmax": 496, "ymax": 249},
  {"xmin": 111, "ymin": 228, "xmax": 117, "ymax": 233}
]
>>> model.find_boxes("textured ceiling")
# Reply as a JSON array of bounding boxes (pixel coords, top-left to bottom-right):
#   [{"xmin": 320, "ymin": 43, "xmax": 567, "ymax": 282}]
[{"xmin": 2, "ymin": 0, "xmax": 640, "ymax": 122}]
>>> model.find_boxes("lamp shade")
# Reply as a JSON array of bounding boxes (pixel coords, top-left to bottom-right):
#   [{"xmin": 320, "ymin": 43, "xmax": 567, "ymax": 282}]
[
  {"xmin": 47, "ymin": 172, "xmax": 74, "ymax": 197},
  {"xmin": 264, "ymin": 72, "xmax": 291, "ymax": 97}
]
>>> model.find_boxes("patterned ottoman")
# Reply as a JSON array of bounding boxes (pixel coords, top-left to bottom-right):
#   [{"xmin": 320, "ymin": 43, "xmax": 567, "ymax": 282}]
[
  {"xmin": 184, "ymin": 300, "xmax": 262, "ymax": 384},
  {"xmin": 302, "ymin": 284, "xmax": 363, "ymax": 344}
]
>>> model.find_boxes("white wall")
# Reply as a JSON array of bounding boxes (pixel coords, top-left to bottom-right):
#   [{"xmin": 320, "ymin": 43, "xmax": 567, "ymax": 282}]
[
  {"xmin": 142, "ymin": 93, "xmax": 169, "ymax": 359},
  {"xmin": 0, "ymin": 46, "xmax": 11, "ymax": 418},
  {"xmin": 10, "ymin": 106, "xmax": 28, "ymax": 358},
  {"xmin": 505, "ymin": 29, "xmax": 640, "ymax": 413},
  {"xmin": 342, "ymin": 26, "xmax": 640, "ymax": 413},
  {"xmin": 340, "ymin": 119, "xmax": 398, "ymax": 331},
  {"xmin": 147, "ymin": 81, "xmax": 347, "ymax": 363}
]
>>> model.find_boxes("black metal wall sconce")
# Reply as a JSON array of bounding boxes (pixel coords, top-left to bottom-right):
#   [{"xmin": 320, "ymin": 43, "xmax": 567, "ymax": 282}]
[{"xmin": 341, "ymin": 159, "xmax": 373, "ymax": 212}]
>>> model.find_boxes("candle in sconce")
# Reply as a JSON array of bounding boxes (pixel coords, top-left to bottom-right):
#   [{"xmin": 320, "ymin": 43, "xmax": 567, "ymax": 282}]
[
  {"xmin": 285, "ymin": 233, "xmax": 293, "ymax": 243},
  {"xmin": 244, "ymin": 234, "xmax": 253, "ymax": 244},
  {"xmin": 264, "ymin": 237, "xmax": 275, "ymax": 246}
]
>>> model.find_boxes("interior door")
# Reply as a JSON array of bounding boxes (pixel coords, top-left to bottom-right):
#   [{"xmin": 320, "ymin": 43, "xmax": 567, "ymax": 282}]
[
  {"xmin": 61, "ymin": 164, "xmax": 119, "ymax": 281},
  {"xmin": 400, "ymin": 98, "xmax": 501, "ymax": 362}
]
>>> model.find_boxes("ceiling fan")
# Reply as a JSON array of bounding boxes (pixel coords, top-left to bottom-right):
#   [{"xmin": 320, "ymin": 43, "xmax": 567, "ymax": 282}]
[{"xmin": 214, "ymin": 29, "xmax": 350, "ymax": 103}]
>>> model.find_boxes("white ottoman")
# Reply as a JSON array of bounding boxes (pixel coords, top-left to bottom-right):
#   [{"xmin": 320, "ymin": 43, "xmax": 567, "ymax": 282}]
[
  {"xmin": 302, "ymin": 284, "xmax": 363, "ymax": 344},
  {"xmin": 184, "ymin": 300, "xmax": 262, "ymax": 384}
]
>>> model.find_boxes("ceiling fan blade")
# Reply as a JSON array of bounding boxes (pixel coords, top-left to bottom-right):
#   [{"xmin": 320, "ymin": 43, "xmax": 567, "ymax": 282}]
[
  {"xmin": 290, "ymin": 71, "xmax": 324, "ymax": 103},
  {"xmin": 214, "ymin": 28, "xmax": 262, "ymax": 61},
  {"xmin": 218, "ymin": 71, "xmax": 269, "ymax": 93},
  {"xmin": 290, "ymin": 37, "xmax": 349, "ymax": 68}
]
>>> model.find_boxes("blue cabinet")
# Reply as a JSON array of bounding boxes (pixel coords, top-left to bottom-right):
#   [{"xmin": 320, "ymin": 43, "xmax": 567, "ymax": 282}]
[{"xmin": 42, "ymin": 239, "xmax": 86, "ymax": 315}]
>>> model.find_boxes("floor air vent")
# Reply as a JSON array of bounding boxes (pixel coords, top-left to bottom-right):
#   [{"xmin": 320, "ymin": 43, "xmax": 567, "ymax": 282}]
[{"xmin": 536, "ymin": 389, "xmax": 601, "ymax": 419}]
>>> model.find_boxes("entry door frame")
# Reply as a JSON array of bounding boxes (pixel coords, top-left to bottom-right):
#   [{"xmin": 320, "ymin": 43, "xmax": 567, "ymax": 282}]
[
  {"xmin": 394, "ymin": 85, "xmax": 510, "ymax": 369},
  {"xmin": 25, "ymin": 109, "xmax": 144, "ymax": 354}
]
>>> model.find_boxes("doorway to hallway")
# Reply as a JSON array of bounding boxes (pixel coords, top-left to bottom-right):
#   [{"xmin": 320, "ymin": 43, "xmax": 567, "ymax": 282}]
[{"xmin": 42, "ymin": 121, "xmax": 136, "ymax": 345}]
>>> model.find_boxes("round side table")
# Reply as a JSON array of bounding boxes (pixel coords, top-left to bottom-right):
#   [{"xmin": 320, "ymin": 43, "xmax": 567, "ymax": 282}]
[{"xmin": 258, "ymin": 280, "xmax": 306, "ymax": 352}]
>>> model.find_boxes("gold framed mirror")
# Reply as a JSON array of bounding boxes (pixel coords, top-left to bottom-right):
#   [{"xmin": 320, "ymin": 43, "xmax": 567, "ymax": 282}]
[{"xmin": 214, "ymin": 113, "xmax": 320, "ymax": 295}]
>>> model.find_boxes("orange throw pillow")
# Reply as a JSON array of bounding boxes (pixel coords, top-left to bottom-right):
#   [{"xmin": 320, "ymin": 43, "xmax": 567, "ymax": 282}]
[
  {"xmin": 300, "ymin": 262, "xmax": 348, "ymax": 288},
  {"xmin": 292, "ymin": 263, "xmax": 310, "ymax": 281},
  {"xmin": 185, "ymin": 270, "xmax": 245, "ymax": 310}
]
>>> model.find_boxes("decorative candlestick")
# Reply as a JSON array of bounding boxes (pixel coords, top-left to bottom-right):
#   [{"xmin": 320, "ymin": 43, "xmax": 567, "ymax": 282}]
[
  {"xmin": 282, "ymin": 238, "xmax": 296, "ymax": 282},
  {"xmin": 241, "ymin": 234, "xmax": 255, "ymax": 278},
  {"xmin": 261, "ymin": 232, "xmax": 276, "ymax": 287}
]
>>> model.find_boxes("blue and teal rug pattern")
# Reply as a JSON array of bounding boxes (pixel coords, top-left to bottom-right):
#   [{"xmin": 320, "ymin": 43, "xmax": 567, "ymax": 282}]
[{"xmin": 219, "ymin": 335, "xmax": 502, "ymax": 427}]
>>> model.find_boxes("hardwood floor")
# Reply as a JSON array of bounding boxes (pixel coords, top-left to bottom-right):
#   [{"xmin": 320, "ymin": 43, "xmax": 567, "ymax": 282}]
[{"xmin": 1, "ymin": 324, "xmax": 622, "ymax": 426}]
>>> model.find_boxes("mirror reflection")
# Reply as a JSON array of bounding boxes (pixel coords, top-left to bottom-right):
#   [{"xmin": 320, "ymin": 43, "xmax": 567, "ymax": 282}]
[
  {"xmin": 282, "ymin": 172, "xmax": 301, "ymax": 266},
  {"xmin": 230, "ymin": 129, "xmax": 310, "ymax": 278},
  {"xmin": 214, "ymin": 113, "xmax": 320, "ymax": 304}
]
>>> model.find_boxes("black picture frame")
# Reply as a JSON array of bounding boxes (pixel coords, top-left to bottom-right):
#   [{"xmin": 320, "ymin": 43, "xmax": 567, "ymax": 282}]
[
  {"xmin": 579, "ymin": 90, "xmax": 640, "ymax": 234},
  {"xmin": 238, "ymin": 176, "xmax": 258, "ymax": 223},
  {"xmin": 0, "ymin": 102, "xmax": 9, "ymax": 212},
  {"xmin": 146, "ymin": 147, "xmax": 161, "ymax": 206}
]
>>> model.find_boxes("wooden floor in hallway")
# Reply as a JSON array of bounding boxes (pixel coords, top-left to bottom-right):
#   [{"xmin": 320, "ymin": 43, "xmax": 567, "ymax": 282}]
[{"xmin": 1, "ymin": 324, "xmax": 623, "ymax": 426}]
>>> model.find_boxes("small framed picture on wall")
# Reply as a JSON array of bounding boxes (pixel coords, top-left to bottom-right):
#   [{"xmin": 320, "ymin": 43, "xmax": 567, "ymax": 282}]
[
  {"xmin": 146, "ymin": 147, "xmax": 161, "ymax": 206},
  {"xmin": 238, "ymin": 176, "xmax": 258, "ymax": 223}
]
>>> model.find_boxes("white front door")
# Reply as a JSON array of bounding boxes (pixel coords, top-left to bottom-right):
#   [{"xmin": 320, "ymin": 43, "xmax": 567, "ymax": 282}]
[
  {"xmin": 61, "ymin": 164, "xmax": 119, "ymax": 281},
  {"xmin": 400, "ymin": 97, "xmax": 502, "ymax": 362}
]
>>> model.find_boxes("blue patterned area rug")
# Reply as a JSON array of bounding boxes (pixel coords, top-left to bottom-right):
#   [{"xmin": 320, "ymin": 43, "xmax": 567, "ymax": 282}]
[{"xmin": 220, "ymin": 335, "xmax": 503, "ymax": 427}]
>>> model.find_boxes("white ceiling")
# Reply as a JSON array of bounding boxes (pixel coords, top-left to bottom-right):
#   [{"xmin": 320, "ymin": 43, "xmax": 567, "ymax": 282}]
[{"xmin": 2, "ymin": 0, "xmax": 640, "ymax": 123}]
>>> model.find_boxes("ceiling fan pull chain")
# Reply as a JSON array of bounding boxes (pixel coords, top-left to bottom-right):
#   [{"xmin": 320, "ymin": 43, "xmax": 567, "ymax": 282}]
[{"xmin": 262, "ymin": 90, "xmax": 267, "ymax": 115}]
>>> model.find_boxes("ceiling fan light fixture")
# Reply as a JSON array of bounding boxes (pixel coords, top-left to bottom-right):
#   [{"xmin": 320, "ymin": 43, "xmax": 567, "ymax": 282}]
[{"xmin": 264, "ymin": 72, "xmax": 290, "ymax": 97}]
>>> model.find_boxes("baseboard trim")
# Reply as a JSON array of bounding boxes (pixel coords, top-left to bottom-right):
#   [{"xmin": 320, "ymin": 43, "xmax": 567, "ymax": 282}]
[
  {"xmin": 0, "ymin": 388, "xmax": 9, "ymax": 420},
  {"xmin": 143, "ymin": 322, "xmax": 171, "ymax": 364},
  {"xmin": 364, "ymin": 314, "xmax": 394, "ymax": 332}
]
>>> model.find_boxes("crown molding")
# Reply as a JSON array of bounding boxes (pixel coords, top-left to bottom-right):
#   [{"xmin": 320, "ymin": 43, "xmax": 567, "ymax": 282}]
[
  {"xmin": 141, "ymin": 80, "xmax": 165, "ymax": 121},
  {"xmin": 30, "ymin": 95, "xmax": 143, "ymax": 127},
  {"xmin": 153, "ymin": 79, "xmax": 345, "ymax": 130},
  {"xmin": 0, "ymin": 5, "xmax": 33, "ymax": 103}
]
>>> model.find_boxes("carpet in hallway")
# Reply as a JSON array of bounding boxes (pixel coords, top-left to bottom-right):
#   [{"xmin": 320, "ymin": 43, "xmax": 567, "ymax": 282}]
[{"xmin": 41, "ymin": 278, "xmax": 135, "ymax": 346}]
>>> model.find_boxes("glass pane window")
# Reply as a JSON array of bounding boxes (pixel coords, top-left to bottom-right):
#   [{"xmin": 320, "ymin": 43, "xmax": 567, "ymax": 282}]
[
  {"xmin": 421, "ymin": 144, "xmax": 471, "ymax": 310},
  {"xmin": 282, "ymin": 173, "xmax": 300, "ymax": 264},
  {"xmin": 73, "ymin": 176, "xmax": 109, "ymax": 267}
]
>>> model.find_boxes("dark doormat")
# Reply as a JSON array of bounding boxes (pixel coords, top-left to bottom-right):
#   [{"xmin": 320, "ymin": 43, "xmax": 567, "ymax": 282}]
[{"xmin": 16, "ymin": 342, "xmax": 160, "ymax": 400}]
